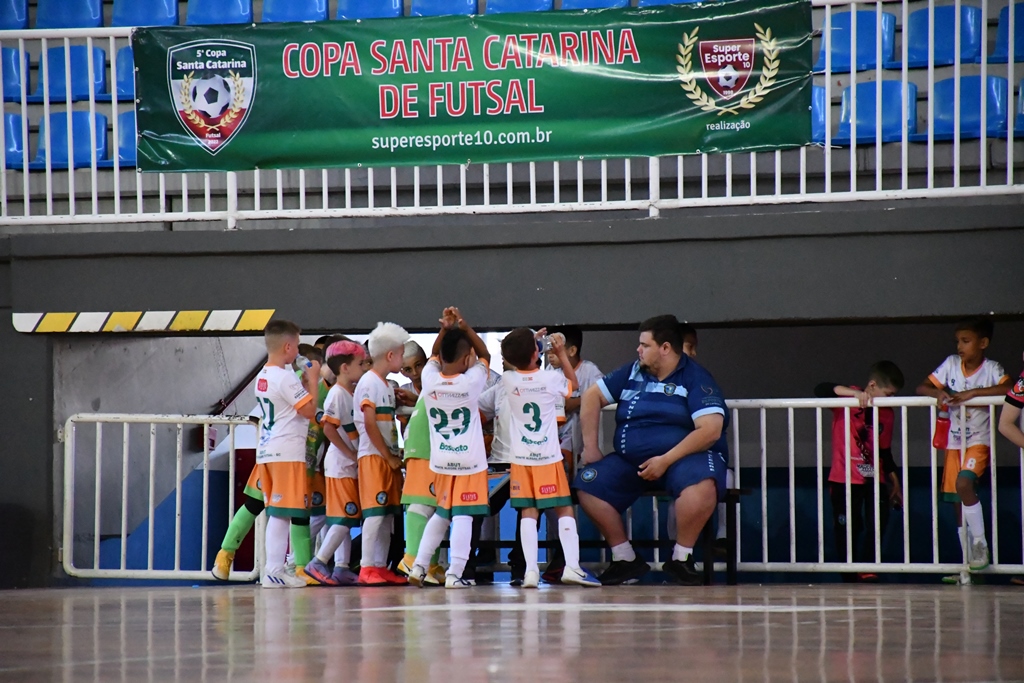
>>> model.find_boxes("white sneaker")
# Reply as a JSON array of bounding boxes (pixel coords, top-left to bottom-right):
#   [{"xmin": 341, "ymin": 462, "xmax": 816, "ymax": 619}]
[
  {"xmin": 969, "ymin": 538, "xmax": 990, "ymax": 571},
  {"xmin": 445, "ymin": 575, "xmax": 474, "ymax": 589},
  {"xmin": 262, "ymin": 567, "xmax": 307, "ymax": 589},
  {"xmin": 522, "ymin": 570, "xmax": 540, "ymax": 589},
  {"xmin": 407, "ymin": 564, "xmax": 428, "ymax": 588},
  {"xmin": 561, "ymin": 566, "xmax": 602, "ymax": 587}
]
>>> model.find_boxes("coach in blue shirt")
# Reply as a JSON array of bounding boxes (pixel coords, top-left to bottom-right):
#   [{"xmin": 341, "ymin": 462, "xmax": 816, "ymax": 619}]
[{"xmin": 575, "ymin": 315, "xmax": 729, "ymax": 586}]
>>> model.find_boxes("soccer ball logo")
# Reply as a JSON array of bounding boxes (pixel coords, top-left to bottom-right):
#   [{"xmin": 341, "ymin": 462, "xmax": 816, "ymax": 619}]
[
  {"xmin": 718, "ymin": 64, "xmax": 740, "ymax": 89},
  {"xmin": 190, "ymin": 76, "xmax": 233, "ymax": 120}
]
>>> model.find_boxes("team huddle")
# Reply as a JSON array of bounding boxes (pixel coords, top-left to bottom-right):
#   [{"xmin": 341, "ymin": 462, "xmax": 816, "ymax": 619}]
[{"xmin": 212, "ymin": 308, "xmax": 601, "ymax": 588}]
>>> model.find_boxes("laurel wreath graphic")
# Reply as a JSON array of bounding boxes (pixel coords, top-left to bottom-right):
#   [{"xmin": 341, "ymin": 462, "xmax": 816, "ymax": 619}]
[
  {"xmin": 180, "ymin": 71, "xmax": 245, "ymax": 131},
  {"xmin": 676, "ymin": 23, "xmax": 780, "ymax": 116}
]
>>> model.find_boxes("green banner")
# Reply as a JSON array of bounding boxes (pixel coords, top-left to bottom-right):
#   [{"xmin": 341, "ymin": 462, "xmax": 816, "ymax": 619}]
[{"xmin": 134, "ymin": 0, "xmax": 812, "ymax": 172}]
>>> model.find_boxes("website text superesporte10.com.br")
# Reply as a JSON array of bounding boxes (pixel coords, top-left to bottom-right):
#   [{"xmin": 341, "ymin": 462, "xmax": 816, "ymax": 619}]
[{"xmin": 371, "ymin": 126, "xmax": 553, "ymax": 153}]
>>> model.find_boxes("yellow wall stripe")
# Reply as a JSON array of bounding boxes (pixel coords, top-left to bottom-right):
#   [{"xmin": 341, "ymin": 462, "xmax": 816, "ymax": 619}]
[
  {"xmin": 13, "ymin": 309, "xmax": 274, "ymax": 333},
  {"xmin": 103, "ymin": 312, "xmax": 142, "ymax": 332},
  {"xmin": 35, "ymin": 312, "xmax": 77, "ymax": 333},
  {"xmin": 235, "ymin": 309, "xmax": 275, "ymax": 331},
  {"xmin": 169, "ymin": 310, "xmax": 210, "ymax": 331}
]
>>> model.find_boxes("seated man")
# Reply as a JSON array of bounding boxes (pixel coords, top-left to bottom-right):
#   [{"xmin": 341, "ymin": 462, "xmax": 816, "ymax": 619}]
[{"xmin": 574, "ymin": 315, "xmax": 729, "ymax": 586}]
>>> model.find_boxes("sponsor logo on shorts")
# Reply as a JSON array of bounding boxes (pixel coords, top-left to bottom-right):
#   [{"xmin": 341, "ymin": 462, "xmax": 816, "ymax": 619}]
[
  {"xmin": 375, "ymin": 491, "xmax": 388, "ymax": 505},
  {"xmin": 460, "ymin": 492, "xmax": 479, "ymax": 502},
  {"xmin": 580, "ymin": 468, "xmax": 597, "ymax": 483},
  {"xmin": 345, "ymin": 502, "xmax": 358, "ymax": 516},
  {"xmin": 511, "ymin": 480, "xmax": 521, "ymax": 492},
  {"xmin": 271, "ymin": 493, "xmax": 283, "ymax": 503},
  {"xmin": 311, "ymin": 492, "xmax": 324, "ymax": 507},
  {"xmin": 539, "ymin": 484, "xmax": 557, "ymax": 495}
]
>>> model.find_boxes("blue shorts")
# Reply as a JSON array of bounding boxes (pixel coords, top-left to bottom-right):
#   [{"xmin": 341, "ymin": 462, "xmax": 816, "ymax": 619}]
[{"xmin": 573, "ymin": 450, "xmax": 727, "ymax": 514}]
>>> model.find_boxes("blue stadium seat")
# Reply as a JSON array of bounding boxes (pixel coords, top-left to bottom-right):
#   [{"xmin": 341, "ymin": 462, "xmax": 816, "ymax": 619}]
[
  {"xmin": 112, "ymin": 0, "xmax": 178, "ymax": 26},
  {"xmin": 909, "ymin": 76, "xmax": 1008, "ymax": 141},
  {"xmin": 485, "ymin": 0, "xmax": 552, "ymax": 13},
  {"xmin": 30, "ymin": 47, "xmax": 108, "ymax": 103},
  {"xmin": 813, "ymin": 11, "xmax": 896, "ymax": 73},
  {"xmin": 3, "ymin": 113, "xmax": 26, "ymax": 169},
  {"xmin": 561, "ymin": 0, "xmax": 629, "ymax": 8},
  {"xmin": 811, "ymin": 85, "xmax": 826, "ymax": 144},
  {"xmin": 986, "ymin": 3, "xmax": 1024, "ymax": 63},
  {"xmin": 337, "ymin": 0, "xmax": 402, "ymax": 19},
  {"xmin": 115, "ymin": 46, "xmax": 134, "ymax": 99},
  {"xmin": 2, "ymin": 48, "xmax": 30, "ymax": 103},
  {"xmin": 410, "ymin": 0, "xmax": 476, "ymax": 17},
  {"xmin": 98, "ymin": 112, "xmax": 136, "ymax": 168},
  {"xmin": 1018, "ymin": 79, "xmax": 1024, "ymax": 133},
  {"xmin": 32, "ymin": 112, "xmax": 109, "ymax": 170},
  {"xmin": 186, "ymin": 0, "xmax": 253, "ymax": 25},
  {"xmin": 834, "ymin": 81, "xmax": 917, "ymax": 144},
  {"xmin": 263, "ymin": 0, "xmax": 327, "ymax": 22},
  {"xmin": 35, "ymin": 0, "xmax": 102, "ymax": 28},
  {"xmin": 884, "ymin": 5, "xmax": 982, "ymax": 69},
  {"xmin": 0, "ymin": 0, "xmax": 27, "ymax": 29}
]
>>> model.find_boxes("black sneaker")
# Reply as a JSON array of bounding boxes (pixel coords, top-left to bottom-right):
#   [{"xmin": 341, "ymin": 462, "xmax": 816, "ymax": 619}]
[
  {"xmin": 662, "ymin": 556, "xmax": 702, "ymax": 586},
  {"xmin": 509, "ymin": 576, "xmax": 524, "ymax": 587},
  {"xmin": 597, "ymin": 557, "xmax": 650, "ymax": 585}
]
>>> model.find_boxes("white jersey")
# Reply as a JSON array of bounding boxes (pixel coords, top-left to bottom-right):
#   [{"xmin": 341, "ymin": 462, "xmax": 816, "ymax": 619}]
[
  {"xmin": 421, "ymin": 359, "xmax": 489, "ymax": 475},
  {"xmin": 481, "ymin": 381, "xmax": 565, "ymax": 465},
  {"xmin": 558, "ymin": 359, "xmax": 604, "ymax": 457},
  {"xmin": 320, "ymin": 384, "xmax": 358, "ymax": 479},
  {"xmin": 502, "ymin": 368, "xmax": 572, "ymax": 466},
  {"xmin": 255, "ymin": 365, "xmax": 313, "ymax": 465},
  {"xmin": 397, "ymin": 381, "xmax": 419, "ymax": 427},
  {"xmin": 353, "ymin": 370, "xmax": 399, "ymax": 459},
  {"xmin": 930, "ymin": 356, "xmax": 1010, "ymax": 448}
]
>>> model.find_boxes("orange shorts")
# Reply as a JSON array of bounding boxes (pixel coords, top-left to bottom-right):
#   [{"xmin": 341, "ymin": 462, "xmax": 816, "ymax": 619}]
[
  {"xmin": 256, "ymin": 461, "xmax": 309, "ymax": 518},
  {"xmin": 325, "ymin": 476, "xmax": 361, "ymax": 527},
  {"xmin": 942, "ymin": 445, "xmax": 990, "ymax": 501},
  {"xmin": 401, "ymin": 458, "xmax": 437, "ymax": 506},
  {"xmin": 243, "ymin": 466, "xmax": 262, "ymax": 501},
  {"xmin": 358, "ymin": 454, "xmax": 402, "ymax": 518},
  {"xmin": 434, "ymin": 470, "xmax": 490, "ymax": 519},
  {"xmin": 511, "ymin": 461, "xmax": 572, "ymax": 510},
  {"xmin": 308, "ymin": 471, "xmax": 326, "ymax": 515}
]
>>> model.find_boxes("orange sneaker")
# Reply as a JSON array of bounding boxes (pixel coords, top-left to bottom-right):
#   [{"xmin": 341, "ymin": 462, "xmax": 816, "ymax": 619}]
[
  {"xmin": 378, "ymin": 567, "xmax": 409, "ymax": 585},
  {"xmin": 358, "ymin": 566, "xmax": 388, "ymax": 586}
]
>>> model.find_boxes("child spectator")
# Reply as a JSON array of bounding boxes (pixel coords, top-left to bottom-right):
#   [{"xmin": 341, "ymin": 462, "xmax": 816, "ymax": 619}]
[
  {"xmin": 917, "ymin": 318, "xmax": 1012, "ymax": 583},
  {"xmin": 815, "ymin": 361, "xmax": 905, "ymax": 582},
  {"xmin": 408, "ymin": 307, "xmax": 492, "ymax": 589},
  {"xmin": 304, "ymin": 341, "xmax": 367, "ymax": 586},
  {"xmin": 353, "ymin": 322, "xmax": 411, "ymax": 586},
  {"xmin": 253, "ymin": 320, "xmax": 321, "ymax": 588},
  {"xmin": 501, "ymin": 327, "xmax": 601, "ymax": 588}
]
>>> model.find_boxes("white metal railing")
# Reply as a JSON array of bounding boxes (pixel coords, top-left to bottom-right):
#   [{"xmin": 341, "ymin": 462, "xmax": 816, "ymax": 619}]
[
  {"xmin": 0, "ymin": 0, "xmax": 1020, "ymax": 230},
  {"xmin": 61, "ymin": 413, "xmax": 260, "ymax": 581}
]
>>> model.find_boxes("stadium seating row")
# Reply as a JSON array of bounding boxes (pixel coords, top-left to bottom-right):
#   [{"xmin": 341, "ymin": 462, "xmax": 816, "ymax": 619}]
[
  {"xmin": 3, "ymin": 110, "xmax": 135, "ymax": 169},
  {"xmin": 812, "ymin": 77, "xmax": 1024, "ymax": 144},
  {"xmin": 0, "ymin": 0, "xmax": 706, "ymax": 28},
  {"xmin": 813, "ymin": 5, "xmax": 1024, "ymax": 72},
  {"xmin": 2, "ymin": 46, "xmax": 133, "ymax": 103}
]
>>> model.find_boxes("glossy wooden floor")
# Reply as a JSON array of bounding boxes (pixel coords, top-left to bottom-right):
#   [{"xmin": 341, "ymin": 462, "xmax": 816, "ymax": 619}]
[{"xmin": 1, "ymin": 584, "xmax": 1022, "ymax": 682}]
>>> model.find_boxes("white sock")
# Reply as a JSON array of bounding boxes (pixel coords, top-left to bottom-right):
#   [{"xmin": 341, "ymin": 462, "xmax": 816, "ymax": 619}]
[
  {"xmin": 334, "ymin": 529, "xmax": 352, "ymax": 568},
  {"xmin": 558, "ymin": 517, "xmax": 581, "ymax": 571},
  {"xmin": 407, "ymin": 503, "xmax": 435, "ymax": 520},
  {"xmin": 360, "ymin": 516, "xmax": 384, "ymax": 568},
  {"xmin": 610, "ymin": 541, "xmax": 636, "ymax": 563},
  {"xmin": 673, "ymin": 544, "xmax": 693, "ymax": 562},
  {"xmin": 521, "ymin": 518, "xmax": 540, "ymax": 574},
  {"xmin": 957, "ymin": 526, "xmax": 968, "ymax": 563},
  {"xmin": 316, "ymin": 524, "xmax": 350, "ymax": 565},
  {"xmin": 963, "ymin": 502, "xmax": 986, "ymax": 544},
  {"xmin": 415, "ymin": 514, "xmax": 450, "ymax": 568},
  {"xmin": 310, "ymin": 514, "xmax": 327, "ymax": 542},
  {"xmin": 373, "ymin": 515, "xmax": 394, "ymax": 567},
  {"xmin": 716, "ymin": 469, "xmax": 734, "ymax": 539},
  {"xmin": 447, "ymin": 516, "xmax": 473, "ymax": 578},
  {"xmin": 265, "ymin": 516, "xmax": 289, "ymax": 574}
]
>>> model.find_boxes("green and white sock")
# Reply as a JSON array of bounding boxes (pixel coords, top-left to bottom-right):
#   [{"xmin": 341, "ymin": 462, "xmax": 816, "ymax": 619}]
[
  {"xmin": 290, "ymin": 522, "xmax": 313, "ymax": 568},
  {"xmin": 220, "ymin": 506, "xmax": 257, "ymax": 553}
]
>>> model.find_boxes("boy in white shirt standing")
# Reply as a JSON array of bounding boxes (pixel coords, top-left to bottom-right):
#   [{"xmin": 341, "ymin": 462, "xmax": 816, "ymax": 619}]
[
  {"xmin": 408, "ymin": 307, "xmax": 491, "ymax": 589},
  {"xmin": 502, "ymin": 327, "xmax": 600, "ymax": 588}
]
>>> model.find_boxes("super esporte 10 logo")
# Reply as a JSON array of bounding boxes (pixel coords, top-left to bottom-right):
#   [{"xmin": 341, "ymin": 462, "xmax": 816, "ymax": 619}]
[
  {"xmin": 676, "ymin": 22, "xmax": 780, "ymax": 117},
  {"xmin": 167, "ymin": 39, "xmax": 257, "ymax": 154}
]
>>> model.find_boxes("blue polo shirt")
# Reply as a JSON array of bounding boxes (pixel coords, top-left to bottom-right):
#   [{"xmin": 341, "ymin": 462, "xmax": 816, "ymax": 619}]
[{"xmin": 597, "ymin": 356, "xmax": 729, "ymax": 465}]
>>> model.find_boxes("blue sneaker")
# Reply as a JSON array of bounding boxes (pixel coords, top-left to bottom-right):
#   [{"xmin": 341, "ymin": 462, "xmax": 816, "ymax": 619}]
[
  {"xmin": 561, "ymin": 566, "xmax": 602, "ymax": 587},
  {"xmin": 330, "ymin": 566, "xmax": 359, "ymax": 586}
]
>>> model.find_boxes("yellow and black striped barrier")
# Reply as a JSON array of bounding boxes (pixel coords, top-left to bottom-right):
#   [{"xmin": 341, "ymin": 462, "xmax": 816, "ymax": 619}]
[{"xmin": 12, "ymin": 309, "xmax": 276, "ymax": 333}]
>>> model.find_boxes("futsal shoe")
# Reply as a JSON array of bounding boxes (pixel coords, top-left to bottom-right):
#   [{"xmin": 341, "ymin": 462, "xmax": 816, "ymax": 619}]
[
  {"xmin": 1010, "ymin": 576, "xmax": 1024, "ymax": 586},
  {"xmin": 304, "ymin": 558, "xmax": 338, "ymax": 586},
  {"xmin": 397, "ymin": 554, "xmax": 416, "ymax": 576},
  {"xmin": 379, "ymin": 567, "xmax": 409, "ymax": 585},
  {"xmin": 358, "ymin": 566, "xmax": 389, "ymax": 586},
  {"xmin": 969, "ymin": 539, "xmax": 990, "ymax": 571},
  {"xmin": 561, "ymin": 566, "xmax": 602, "ymax": 587},
  {"xmin": 211, "ymin": 549, "xmax": 234, "ymax": 581},
  {"xmin": 294, "ymin": 566, "xmax": 322, "ymax": 586},
  {"xmin": 407, "ymin": 564, "xmax": 428, "ymax": 588},
  {"xmin": 857, "ymin": 573, "xmax": 880, "ymax": 583},
  {"xmin": 662, "ymin": 556, "xmax": 702, "ymax": 586},
  {"xmin": 522, "ymin": 570, "xmax": 540, "ymax": 589},
  {"xmin": 445, "ymin": 575, "xmax": 474, "ymax": 589},
  {"xmin": 331, "ymin": 567, "xmax": 359, "ymax": 585},
  {"xmin": 942, "ymin": 572, "xmax": 977, "ymax": 585},
  {"xmin": 541, "ymin": 566, "xmax": 563, "ymax": 585},
  {"xmin": 262, "ymin": 567, "xmax": 307, "ymax": 589},
  {"xmin": 597, "ymin": 557, "xmax": 650, "ymax": 585},
  {"xmin": 425, "ymin": 564, "xmax": 446, "ymax": 586}
]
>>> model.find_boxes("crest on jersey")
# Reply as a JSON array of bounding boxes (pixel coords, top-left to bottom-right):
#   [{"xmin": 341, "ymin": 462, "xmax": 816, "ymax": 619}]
[
  {"xmin": 580, "ymin": 468, "xmax": 598, "ymax": 483},
  {"xmin": 168, "ymin": 40, "xmax": 256, "ymax": 154},
  {"xmin": 257, "ymin": 379, "xmax": 267, "ymax": 392},
  {"xmin": 676, "ymin": 24, "xmax": 779, "ymax": 116},
  {"xmin": 664, "ymin": 384, "xmax": 677, "ymax": 396},
  {"xmin": 375, "ymin": 491, "xmax": 388, "ymax": 505}
]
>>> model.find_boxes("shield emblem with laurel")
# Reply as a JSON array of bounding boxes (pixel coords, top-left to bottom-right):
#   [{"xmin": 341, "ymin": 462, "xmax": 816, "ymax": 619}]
[
  {"xmin": 677, "ymin": 24, "xmax": 780, "ymax": 116},
  {"xmin": 167, "ymin": 40, "xmax": 257, "ymax": 154}
]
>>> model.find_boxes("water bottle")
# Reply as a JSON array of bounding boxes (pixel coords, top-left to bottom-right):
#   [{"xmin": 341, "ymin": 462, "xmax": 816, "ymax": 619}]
[
  {"xmin": 932, "ymin": 402, "xmax": 951, "ymax": 449},
  {"xmin": 294, "ymin": 355, "xmax": 312, "ymax": 376}
]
